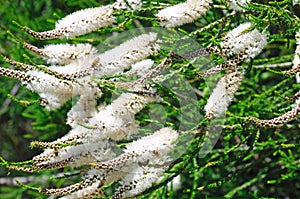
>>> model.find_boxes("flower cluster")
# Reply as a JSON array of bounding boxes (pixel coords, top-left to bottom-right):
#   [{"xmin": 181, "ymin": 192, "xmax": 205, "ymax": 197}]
[
  {"xmin": 1, "ymin": 0, "xmax": 300, "ymax": 198},
  {"xmin": 204, "ymin": 22, "xmax": 268, "ymax": 119},
  {"xmin": 1, "ymin": 1, "xmax": 182, "ymax": 197},
  {"xmin": 21, "ymin": 0, "xmax": 142, "ymax": 40},
  {"xmin": 205, "ymin": 68, "xmax": 244, "ymax": 119},
  {"xmin": 220, "ymin": 22, "xmax": 268, "ymax": 61},
  {"xmin": 156, "ymin": 0, "xmax": 212, "ymax": 27}
]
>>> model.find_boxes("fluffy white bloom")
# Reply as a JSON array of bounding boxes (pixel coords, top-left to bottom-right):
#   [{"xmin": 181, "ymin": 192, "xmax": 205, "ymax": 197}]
[
  {"xmin": 205, "ymin": 69, "xmax": 244, "ymax": 118},
  {"xmin": 39, "ymin": 92, "xmax": 160, "ymax": 149},
  {"xmin": 93, "ymin": 93, "xmax": 161, "ymax": 140},
  {"xmin": 107, "ymin": 128, "xmax": 178, "ymax": 198},
  {"xmin": 156, "ymin": 0, "xmax": 212, "ymax": 28},
  {"xmin": 226, "ymin": 0, "xmax": 252, "ymax": 11},
  {"xmin": 24, "ymin": 43, "xmax": 98, "ymax": 65},
  {"xmin": 24, "ymin": 5, "xmax": 115, "ymax": 39},
  {"xmin": 33, "ymin": 133, "xmax": 115, "ymax": 170},
  {"xmin": 23, "ymin": 55, "xmax": 101, "ymax": 113},
  {"xmin": 126, "ymin": 59, "xmax": 154, "ymax": 77},
  {"xmin": 95, "ymin": 32, "xmax": 160, "ymax": 77},
  {"xmin": 125, "ymin": 127, "xmax": 178, "ymax": 156},
  {"xmin": 25, "ymin": 70, "xmax": 74, "ymax": 110},
  {"xmin": 17, "ymin": 33, "xmax": 159, "ymax": 117},
  {"xmin": 47, "ymin": 57, "xmax": 102, "ymax": 124},
  {"xmin": 47, "ymin": 55, "xmax": 95, "ymax": 76},
  {"xmin": 293, "ymin": 30, "xmax": 300, "ymax": 83},
  {"xmin": 221, "ymin": 22, "xmax": 268, "ymax": 61},
  {"xmin": 66, "ymin": 92, "xmax": 100, "ymax": 125},
  {"xmin": 0, "ymin": 64, "xmax": 78, "ymax": 111},
  {"xmin": 43, "ymin": 43, "xmax": 97, "ymax": 65},
  {"xmin": 32, "ymin": 92, "xmax": 161, "ymax": 168},
  {"xmin": 53, "ymin": 128, "xmax": 177, "ymax": 198},
  {"xmin": 92, "ymin": 128, "xmax": 177, "ymax": 171},
  {"xmin": 113, "ymin": 0, "xmax": 142, "ymax": 10},
  {"xmin": 113, "ymin": 164, "xmax": 166, "ymax": 198},
  {"xmin": 43, "ymin": 169, "xmax": 116, "ymax": 198},
  {"xmin": 58, "ymin": 169, "xmax": 126, "ymax": 199},
  {"xmin": 55, "ymin": 5, "xmax": 115, "ymax": 38}
]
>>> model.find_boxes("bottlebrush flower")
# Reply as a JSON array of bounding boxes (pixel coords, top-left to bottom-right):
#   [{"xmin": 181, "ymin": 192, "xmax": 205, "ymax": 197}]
[
  {"xmin": 94, "ymin": 32, "xmax": 160, "ymax": 77},
  {"xmin": 30, "ymin": 32, "xmax": 160, "ymax": 80},
  {"xmin": 22, "ymin": 0, "xmax": 144, "ymax": 40},
  {"xmin": 124, "ymin": 127, "xmax": 178, "ymax": 157},
  {"xmin": 200, "ymin": 22, "xmax": 268, "ymax": 78},
  {"xmin": 3, "ymin": 32, "xmax": 160, "ymax": 116},
  {"xmin": 156, "ymin": 0, "xmax": 212, "ymax": 28},
  {"xmin": 92, "ymin": 127, "xmax": 178, "ymax": 171},
  {"xmin": 221, "ymin": 22, "xmax": 268, "ymax": 61},
  {"xmin": 36, "ymin": 128, "xmax": 178, "ymax": 198},
  {"xmin": 205, "ymin": 69, "xmax": 244, "ymax": 119},
  {"xmin": 0, "ymin": 67, "xmax": 74, "ymax": 110},
  {"xmin": 27, "ymin": 68, "xmax": 100, "ymax": 111},
  {"xmin": 55, "ymin": 5, "xmax": 115, "ymax": 38},
  {"xmin": 93, "ymin": 93, "xmax": 161, "ymax": 141},
  {"xmin": 125, "ymin": 59, "xmax": 154, "ymax": 77},
  {"xmin": 2, "ymin": 56, "xmax": 102, "ymax": 117},
  {"xmin": 24, "ymin": 43, "xmax": 98, "ymax": 65},
  {"xmin": 57, "ymin": 170, "xmax": 106, "ymax": 199},
  {"xmin": 247, "ymin": 103, "xmax": 300, "ymax": 128},
  {"xmin": 112, "ymin": 164, "xmax": 166, "ymax": 199},
  {"xmin": 32, "ymin": 139, "xmax": 116, "ymax": 170},
  {"xmin": 23, "ymin": 5, "xmax": 115, "ymax": 39},
  {"xmin": 111, "ymin": 127, "xmax": 178, "ymax": 198},
  {"xmin": 27, "ymin": 92, "xmax": 161, "ymax": 171},
  {"xmin": 90, "ymin": 128, "xmax": 178, "ymax": 198},
  {"xmin": 41, "ymin": 169, "xmax": 109, "ymax": 198}
]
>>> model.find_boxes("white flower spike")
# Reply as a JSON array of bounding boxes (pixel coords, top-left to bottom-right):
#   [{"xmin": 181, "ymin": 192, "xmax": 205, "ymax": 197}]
[
  {"xmin": 205, "ymin": 69, "xmax": 244, "ymax": 119},
  {"xmin": 23, "ymin": 5, "xmax": 115, "ymax": 39},
  {"xmin": 94, "ymin": 32, "xmax": 160, "ymax": 77},
  {"xmin": 221, "ymin": 22, "xmax": 268, "ymax": 61},
  {"xmin": 156, "ymin": 0, "xmax": 212, "ymax": 28},
  {"xmin": 24, "ymin": 43, "xmax": 98, "ymax": 65}
]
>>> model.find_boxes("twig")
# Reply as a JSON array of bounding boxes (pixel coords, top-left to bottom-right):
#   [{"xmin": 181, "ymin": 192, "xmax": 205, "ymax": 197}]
[
  {"xmin": 253, "ymin": 62, "xmax": 292, "ymax": 69},
  {"xmin": 0, "ymin": 172, "xmax": 75, "ymax": 186},
  {"xmin": 0, "ymin": 176, "xmax": 46, "ymax": 186}
]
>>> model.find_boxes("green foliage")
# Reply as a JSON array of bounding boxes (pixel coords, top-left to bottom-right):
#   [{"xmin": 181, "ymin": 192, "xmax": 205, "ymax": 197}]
[{"xmin": 0, "ymin": 0, "xmax": 299, "ymax": 198}]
